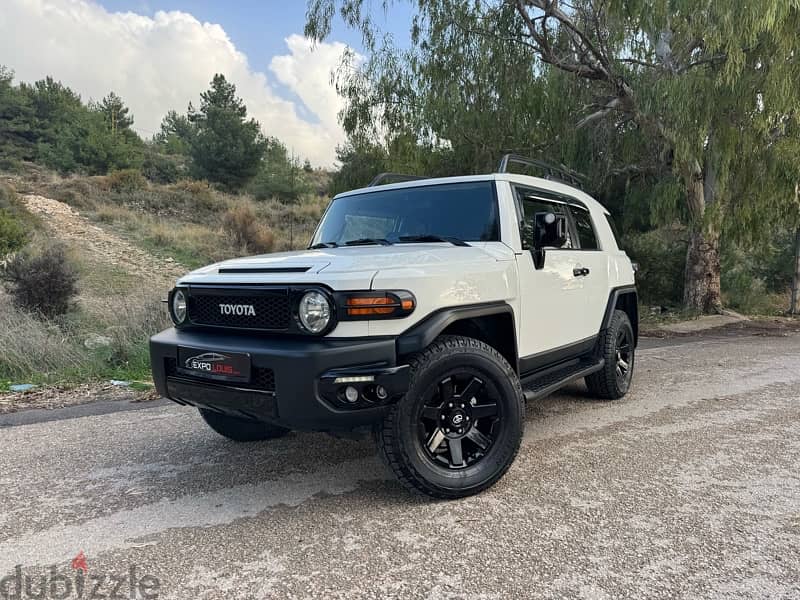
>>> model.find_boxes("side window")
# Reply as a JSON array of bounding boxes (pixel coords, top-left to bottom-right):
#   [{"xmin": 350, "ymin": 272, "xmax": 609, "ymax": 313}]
[
  {"xmin": 570, "ymin": 207, "xmax": 599, "ymax": 250},
  {"xmin": 514, "ymin": 187, "xmax": 573, "ymax": 250}
]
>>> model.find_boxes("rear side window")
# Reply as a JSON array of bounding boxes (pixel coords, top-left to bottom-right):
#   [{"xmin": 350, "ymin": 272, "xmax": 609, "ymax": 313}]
[
  {"xmin": 515, "ymin": 187, "xmax": 573, "ymax": 250},
  {"xmin": 605, "ymin": 214, "xmax": 623, "ymax": 250},
  {"xmin": 571, "ymin": 207, "xmax": 599, "ymax": 250}
]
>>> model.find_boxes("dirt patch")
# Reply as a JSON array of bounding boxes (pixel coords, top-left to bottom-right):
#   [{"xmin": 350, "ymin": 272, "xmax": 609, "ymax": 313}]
[
  {"xmin": 22, "ymin": 194, "xmax": 185, "ymax": 285},
  {"xmin": 0, "ymin": 383, "xmax": 158, "ymax": 415},
  {"xmin": 642, "ymin": 317, "xmax": 800, "ymax": 339}
]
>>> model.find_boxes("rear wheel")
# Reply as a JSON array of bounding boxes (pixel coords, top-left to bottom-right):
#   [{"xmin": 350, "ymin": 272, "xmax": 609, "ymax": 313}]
[
  {"xmin": 376, "ymin": 335, "xmax": 524, "ymax": 499},
  {"xmin": 199, "ymin": 409, "xmax": 290, "ymax": 442},
  {"xmin": 585, "ymin": 309, "xmax": 635, "ymax": 399}
]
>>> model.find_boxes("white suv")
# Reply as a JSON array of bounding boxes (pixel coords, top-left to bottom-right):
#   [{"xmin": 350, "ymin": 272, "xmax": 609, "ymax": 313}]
[{"xmin": 150, "ymin": 155, "xmax": 638, "ymax": 498}]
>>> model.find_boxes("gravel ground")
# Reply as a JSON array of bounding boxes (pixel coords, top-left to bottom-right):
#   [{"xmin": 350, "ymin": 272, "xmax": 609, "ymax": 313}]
[{"xmin": 1, "ymin": 332, "xmax": 799, "ymax": 599}]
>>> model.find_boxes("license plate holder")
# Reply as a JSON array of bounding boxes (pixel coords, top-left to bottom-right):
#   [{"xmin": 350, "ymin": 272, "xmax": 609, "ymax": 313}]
[{"xmin": 177, "ymin": 347, "xmax": 252, "ymax": 383}]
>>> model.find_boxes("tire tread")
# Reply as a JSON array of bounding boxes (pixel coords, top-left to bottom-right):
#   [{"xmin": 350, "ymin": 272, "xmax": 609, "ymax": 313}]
[{"xmin": 585, "ymin": 310, "xmax": 633, "ymax": 400}]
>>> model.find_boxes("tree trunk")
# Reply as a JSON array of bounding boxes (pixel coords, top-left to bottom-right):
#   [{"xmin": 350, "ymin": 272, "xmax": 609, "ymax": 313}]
[
  {"xmin": 683, "ymin": 227, "xmax": 722, "ymax": 313},
  {"xmin": 791, "ymin": 227, "xmax": 800, "ymax": 316},
  {"xmin": 682, "ymin": 159, "xmax": 723, "ymax": 313}
]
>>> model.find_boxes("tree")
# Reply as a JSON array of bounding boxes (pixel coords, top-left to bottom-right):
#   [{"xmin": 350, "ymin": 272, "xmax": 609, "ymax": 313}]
[
  {"xmin": 329, "ymin": 139, "xmax": 388, "ymax": 195},
  {"xmin": 9, "ymin": 76, "xmax": 144, "ymax": 173},
  {"xmin": 248, "ymin": 137, "xmax": 310, "ymax": 202},
  {"xmin": 306, "ymin": 1, "xmax": 800, "ymax": 313},
  {"xmin": 0, "ymin": 66, "xmax": 37, "ymax": 163},
  {"xmin": 511, "ymin": 1, "xmax": 800, "ymax": 312},
  {"xmin": 97, "ymin": 91, "xmax": 134, "ymax": 134},
  {"xmin": 187, "ymin": 74, "xmax": 267, "ymax": 190},
  {"xmin": 154, "ymin": 109, "xmax": 196, "ymax": 155}
]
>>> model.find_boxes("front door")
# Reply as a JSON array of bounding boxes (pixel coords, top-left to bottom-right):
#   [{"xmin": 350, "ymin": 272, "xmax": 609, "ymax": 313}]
[{"xmin": 514, "ymin": 186, "xmax": 591, "ymax": 361}]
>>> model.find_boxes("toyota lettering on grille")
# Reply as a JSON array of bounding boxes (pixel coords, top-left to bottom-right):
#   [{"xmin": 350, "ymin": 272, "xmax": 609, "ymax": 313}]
[{"xmin": 219, "ymin": 303, "xmax": 257, "ymax": 316}]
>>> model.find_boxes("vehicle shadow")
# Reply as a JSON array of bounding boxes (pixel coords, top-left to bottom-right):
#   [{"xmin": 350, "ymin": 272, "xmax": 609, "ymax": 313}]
[{"xmin": 170, "ymin": 381, "xmax": 604, "ymax": 508}]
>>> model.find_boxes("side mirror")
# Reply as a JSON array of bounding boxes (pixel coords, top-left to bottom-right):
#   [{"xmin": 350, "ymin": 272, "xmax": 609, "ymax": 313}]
[
  {"xmin": 531, "ymin": 212, "xmax": 567, "ymax": 270},
  {"xmin": 533, "ymin": 212, "xmax": 568, "ymax": 249}
]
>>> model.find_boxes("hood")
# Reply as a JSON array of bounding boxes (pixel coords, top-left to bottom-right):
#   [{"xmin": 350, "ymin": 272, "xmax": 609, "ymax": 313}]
[{"xmin": 177, "ymin": 243, "xmax": 506, "ymax": 288}]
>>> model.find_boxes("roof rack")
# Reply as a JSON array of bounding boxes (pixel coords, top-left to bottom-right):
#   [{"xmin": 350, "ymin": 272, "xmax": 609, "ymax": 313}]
[
  {"xmin": 497, "ymin": 154, "xmax": 586, "ymax": 189},
  {"xmin": 367, "ymin": 172, "xmax": 429, "ymax": 187}
]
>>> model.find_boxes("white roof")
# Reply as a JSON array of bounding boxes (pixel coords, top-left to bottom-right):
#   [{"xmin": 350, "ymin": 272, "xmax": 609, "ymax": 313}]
[{"xmin": 335, "ymin": 173, "xmax": 609, "ymax": 215}]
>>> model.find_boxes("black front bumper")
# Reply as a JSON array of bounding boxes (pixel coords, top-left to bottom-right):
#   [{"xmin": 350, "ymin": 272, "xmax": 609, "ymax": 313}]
[{"xmin": 149, "ymin": 328, "xmax": 409, "ymax": 431}]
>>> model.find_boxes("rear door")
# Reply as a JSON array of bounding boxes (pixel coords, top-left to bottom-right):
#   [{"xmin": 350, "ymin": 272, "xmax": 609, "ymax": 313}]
[{"xmin": 565, "ymin": 203, "xmax": 609, "ymax": 339}]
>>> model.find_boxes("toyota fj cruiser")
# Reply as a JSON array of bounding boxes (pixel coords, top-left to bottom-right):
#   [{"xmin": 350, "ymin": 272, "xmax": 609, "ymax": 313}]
[{"xmin": 150, "ymin": 155, "xmax": 638, "ymax": 498}]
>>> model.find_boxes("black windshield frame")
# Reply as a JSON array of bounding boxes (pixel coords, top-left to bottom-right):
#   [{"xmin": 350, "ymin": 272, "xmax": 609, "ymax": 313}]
[{"xmin": 310, "ymin": 181, "xmax": 501, "ymax": 247}]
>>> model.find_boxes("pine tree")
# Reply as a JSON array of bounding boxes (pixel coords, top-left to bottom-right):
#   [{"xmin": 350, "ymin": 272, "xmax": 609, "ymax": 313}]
[
  {"xmin": 98, "ymin": 91, "xmax": 133, "ymax": 134},
  {"xmin": 187, "ymin": 74, "xmax": 267, "ymax": 190}
]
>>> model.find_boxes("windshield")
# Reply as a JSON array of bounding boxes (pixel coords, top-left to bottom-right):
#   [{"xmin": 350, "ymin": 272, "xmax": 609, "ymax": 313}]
[{"xmin": 311, "ymin": 181, "xmax": 500, "ymax": 247}]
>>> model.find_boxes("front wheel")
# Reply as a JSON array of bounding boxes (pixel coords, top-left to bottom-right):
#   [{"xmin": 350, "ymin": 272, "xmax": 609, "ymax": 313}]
[
  {"xmin": 585, "ymin": 309, "xmax": 635, "ymax": 400},
  {"xmin": 376, "ymin": 335, "xmax": 525, "ymax": 499}
]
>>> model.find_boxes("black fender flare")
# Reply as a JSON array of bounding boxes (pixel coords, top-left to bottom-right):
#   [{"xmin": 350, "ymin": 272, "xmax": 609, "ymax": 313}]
[
  {"xmin": 601, "ymin": 285, "xmax": 638, "ymax": 346},
  {"xmin": 396, "ymin": 302, "xmax": 517, "ymax": 365}
]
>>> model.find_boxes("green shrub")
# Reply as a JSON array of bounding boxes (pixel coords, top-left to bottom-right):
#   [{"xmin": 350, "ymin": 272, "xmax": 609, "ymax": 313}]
[
  {"xmin": 106, "ymin": 168, "xmax": 147, "ymax": 192},
  {"xmin": 0, "ymin": 210, "xmax": 28, "ymax": 256},
  {"xmin": 720, "ymin": 233, "xmax": 795, "ymax": 313},
  {"xmin": 625, "ymin": 226, "xmax": 688, "ymax": 306},
  {"xmin": 142, "ymin": 152, "xmax": 182, "ymax": 184},
  {"xmin": 0, "ymin": 181, "xmax": 21, "ymax": 211},
  {"xmin": 0, "ymin": 183, "xmax": 39, "ymax": 254},
  {"xmin": 1, "ymin": 243, "xmax": 79, "ymax": 317}
]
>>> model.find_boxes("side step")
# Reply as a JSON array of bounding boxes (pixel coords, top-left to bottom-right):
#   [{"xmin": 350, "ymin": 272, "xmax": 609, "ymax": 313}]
[{"xmin": 521, "ymin": 358, "xmax": 604, "ymax": 402}]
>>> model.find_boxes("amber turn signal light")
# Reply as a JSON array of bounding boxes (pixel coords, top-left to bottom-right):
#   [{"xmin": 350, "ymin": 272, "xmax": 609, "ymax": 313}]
[{"xmin": 336, "ymin": 291, "xmax": 416, "ymax": 320}]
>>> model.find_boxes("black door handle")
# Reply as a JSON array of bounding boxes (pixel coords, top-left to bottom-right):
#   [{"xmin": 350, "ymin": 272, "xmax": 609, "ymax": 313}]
[{"xmin": 573, "ymin": 267, "xmax": 590, "ymax": 277}]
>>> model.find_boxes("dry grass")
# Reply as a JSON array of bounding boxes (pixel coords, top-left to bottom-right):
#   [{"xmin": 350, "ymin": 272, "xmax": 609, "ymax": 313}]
[
  {"xmin": 222, "ymin": 203, "xmax": 275, "ymax": 254},
  {"xmin": 25, "ymin": 172, "xmax": 329, "ymax": 264},
  {"xmin": 0, "ymin": 290, "xmax": 170, "ymax": 384}
]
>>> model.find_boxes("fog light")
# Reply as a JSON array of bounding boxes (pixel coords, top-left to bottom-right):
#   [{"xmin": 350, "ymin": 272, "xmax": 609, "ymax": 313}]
[
  {"xmin": 334, "ymin": 375, "xmax": 374, "ymax": 384},
  {"xmin": 344, "ymin": 386, "xmax": 359, "ymax": 403},
  {"xmin": 376, "ymin": 385, "xmax": 388, "ymax": 400}
]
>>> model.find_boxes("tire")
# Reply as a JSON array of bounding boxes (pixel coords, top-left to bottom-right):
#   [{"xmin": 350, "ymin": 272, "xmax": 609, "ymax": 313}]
[
  {"xmin": 376, "ymin": 335, "xmax": 525, "ymax": 499},
  {"xmin": 199, "ymin": 409, "xmax": 290, "ymax": 442},
  {"xmin": 585, "ymin": 309, "xmax": 635, "ymax": 400}
]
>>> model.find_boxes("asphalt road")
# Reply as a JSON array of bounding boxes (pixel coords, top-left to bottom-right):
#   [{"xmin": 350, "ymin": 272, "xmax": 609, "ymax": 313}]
[{"xmin": 2, "ymin": 332, "xmax": 799, "ymax": 599}]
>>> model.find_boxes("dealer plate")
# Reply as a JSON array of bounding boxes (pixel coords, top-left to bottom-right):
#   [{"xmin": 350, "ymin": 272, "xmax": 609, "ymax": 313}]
[{"xmin": 177, "ymin": 347, "xmax": 252, "ymax": 383}]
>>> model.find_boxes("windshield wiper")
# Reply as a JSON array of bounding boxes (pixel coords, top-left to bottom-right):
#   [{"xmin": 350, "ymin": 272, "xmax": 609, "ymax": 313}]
[
  {"xmin": 308, "ymin": 241, "xmax": 339, "ymax": 249},
  {"xmin": 397, "ymin": 235, "xmax": 471, "ymax": 247},
  {"xmin": 343, "ymin": 238, "xmax": 393, "ymax": 246}
]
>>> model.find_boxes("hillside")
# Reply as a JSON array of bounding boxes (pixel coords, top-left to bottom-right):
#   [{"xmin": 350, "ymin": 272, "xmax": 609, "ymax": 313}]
[{"xmin": 0, "ymin": 167, "xmax": 329, "ymax": 405}]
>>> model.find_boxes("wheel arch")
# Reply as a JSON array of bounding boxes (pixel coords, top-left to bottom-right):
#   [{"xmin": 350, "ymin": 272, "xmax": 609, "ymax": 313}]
[
  {"xmin": 396, "ymin": 303, "xmax": 519, "ymax": 373},
  {"xmin": 602, "ymin": 286, "xmax": 638, "ymax": 346}
]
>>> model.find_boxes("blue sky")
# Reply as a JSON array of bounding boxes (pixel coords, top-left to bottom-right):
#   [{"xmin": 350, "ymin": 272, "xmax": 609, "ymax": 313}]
[
  {"xmin": 97, "ymin": 0, "xmax": 413, "ymax": 71},
  {"xmin": 1, "ymin": 0, "xmax": 415, "ymax": 165}
]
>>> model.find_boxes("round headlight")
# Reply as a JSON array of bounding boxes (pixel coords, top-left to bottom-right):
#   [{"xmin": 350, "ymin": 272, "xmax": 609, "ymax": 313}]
[
  {"xmin": 298, "ymin": 291, "xmax": 331, "ymax": 334},
  {"xmin": 171, "ymin": 289, "xmax": 187, "ymax": 325}
]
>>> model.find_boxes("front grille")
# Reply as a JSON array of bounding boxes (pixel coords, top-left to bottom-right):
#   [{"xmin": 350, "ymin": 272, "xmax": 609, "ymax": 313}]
[
  {"xmin": 187, "ymin": 290, "xmax": 291, "ymax": 330},
  {"xmin": 165, "ymin": 358, "xmax": 276, "ymax": 392}
]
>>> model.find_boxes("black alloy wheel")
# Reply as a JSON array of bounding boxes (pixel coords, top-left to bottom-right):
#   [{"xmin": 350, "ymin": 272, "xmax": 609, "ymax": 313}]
[
  {"xmin": 418, "ymin": 373, "xmax": 501, "ymax": 470},
  {"xmin": 614, "ymin": 326, "xmax": 633, "ymax": 388}
]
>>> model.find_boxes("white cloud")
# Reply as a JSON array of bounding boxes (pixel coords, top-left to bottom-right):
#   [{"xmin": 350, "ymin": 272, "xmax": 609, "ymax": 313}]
[{"xmin": 0, "ymin": 0, "xmax": 352, "ymax": 166}]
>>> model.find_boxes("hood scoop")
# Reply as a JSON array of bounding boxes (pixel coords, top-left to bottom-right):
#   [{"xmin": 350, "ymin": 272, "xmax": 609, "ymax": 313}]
[{"xmin": 218, "ymin": 266, "xmax": 311, "ymax": 274}]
